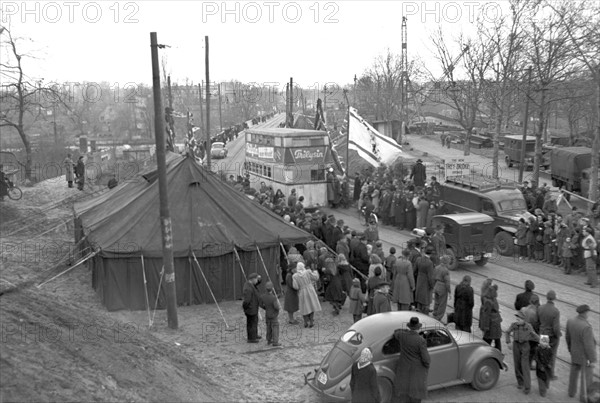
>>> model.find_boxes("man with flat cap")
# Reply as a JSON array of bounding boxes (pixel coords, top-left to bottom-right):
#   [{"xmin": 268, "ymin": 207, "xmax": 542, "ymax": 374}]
[
  {"xmin": 394, "ymin": 317, "xmax": 430, "ymax": 403},
  {"xmin": 538, "ymin": 290, "xmax": 561, "ymax": 379},
  {"xmin": 566, "ymin": 304, "xmax": 597, "ymax": 401},
  {"xmin": 506, "ymin": 310, "xmax": 540, "ymax": 394},
  {"xmin": 242, "ymin": 273, "xmax": 262, "ymax": 343}
]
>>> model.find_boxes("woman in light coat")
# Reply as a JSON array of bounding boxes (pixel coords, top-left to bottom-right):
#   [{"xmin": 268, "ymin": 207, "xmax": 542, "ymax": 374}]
[{"xmin": 293, "ymin": 262, "xmax": 321, "ymax": 328}]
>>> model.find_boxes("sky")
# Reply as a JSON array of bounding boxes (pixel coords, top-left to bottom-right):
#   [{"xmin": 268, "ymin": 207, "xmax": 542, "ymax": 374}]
[{"xmin": 0, "ymin": 1, "xmax": 511, "ymax": 92}]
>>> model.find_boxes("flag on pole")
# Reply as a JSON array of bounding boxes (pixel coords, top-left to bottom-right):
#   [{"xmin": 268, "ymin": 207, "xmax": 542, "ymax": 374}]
[{"xmin": 348, "ymin": 107, "xmax": 403, "ymax": 167}]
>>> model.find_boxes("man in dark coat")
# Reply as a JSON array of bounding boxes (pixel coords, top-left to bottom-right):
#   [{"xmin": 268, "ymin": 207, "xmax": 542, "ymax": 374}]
[
  {"xmin": 394, "ymin": 317, "xmax": 430, "ymax": 403},
  {"xmin": 352, "ymin": 235, "xmax": 370, "ymax": 292},
  {"xmin": 410, "ymin": 159, "xmax": 427, "ymax": 188},
  {"xmin": 453, "ymin": 275, "xmax": 474, "ymax": 332},
  {"xmin": 538, "ymin": 290, "xmax": 561, "ymax": 379},
  {"xmin": 353, "ymin": 173, "xmax": 362, "ymax": 203},
  {"xmin": 514, "ymin": 280, "xmax": 535, "ymax": 311},
  {"xmin": 414, "ymin": 249, "xmax": 435, "ymax": 315},
  {"xmin": 566, "ymin": 304, "xmax": 597, "ymax": 401},
  {"xmin": 259, "ymin": 281, "xmax": 281, "ymax": 346},
  {"xmin": 243, "ymin": 273, "xmax": 262, "ymax": 343},
  {"xmin": 372, "ymin": 282, "xmax": 391, "ymax": 314},
  {"xmin": 75, "ymin": 156, "xmax": 85, "ymax": 191}
]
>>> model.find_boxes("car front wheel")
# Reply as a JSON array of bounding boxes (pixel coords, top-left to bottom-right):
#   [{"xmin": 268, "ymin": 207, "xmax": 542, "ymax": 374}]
[
  {"xmin": 377, "ymin": 377, "xmax": 393, "ymax": 403},
  {"xmin": 471, "ymin": 358, "xmax": 500, "ymax": 391},
  {"xmin": 494, "ymin": 232, "xmax": 514, "ymax": 256},
  {"xmin": 446, "ymin": 248, "xmax": 459, "ymax": 271}
]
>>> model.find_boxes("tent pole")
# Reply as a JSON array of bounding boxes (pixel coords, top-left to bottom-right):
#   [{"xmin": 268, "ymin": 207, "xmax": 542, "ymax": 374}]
[
  {"xmin": 36, "ymin": 251, "xmax": 97, "ymax": 288},
  {"xmin": 150, "ymin": 267, "xmax": 165, "ymax": 328},
  {"xmin": 255, "ymin": 244, "xmax": 273, "ymax": 285},
  {"xmin": 232, "ymin": 244, "xmax": 236, "ymax": 300},
  {"xmin": 234, "ymin": 248, "xmax": 262, "ymax": 321},
  {"xmin": 191, "ymin": 250, "xmax": 232, "ymax": 331},
  {"xmin": 141, "ymin": 254, "xmax": 152, "ymax": 327},
  {"xmin": 188, "ymin": 255, "xmax": 193, "ymax": 304}
]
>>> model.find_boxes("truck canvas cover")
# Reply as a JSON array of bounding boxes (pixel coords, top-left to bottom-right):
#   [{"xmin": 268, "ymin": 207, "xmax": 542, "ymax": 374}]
[{"xmin": 551, "ymin": 147, "xmax": 591, "ymax": 179}]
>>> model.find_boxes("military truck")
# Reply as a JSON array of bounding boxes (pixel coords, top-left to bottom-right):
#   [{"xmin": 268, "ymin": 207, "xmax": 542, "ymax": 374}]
[
  {"xmin": 503, "ymin": 135, "xmax": 550, "ymax": 170},
  {"xmin": 549, "ymin": 147, "xmax": 592, "ymax": 193},
  {"xmin": 441, "ymin": 175, "xmax": 530, "ymax": 256}
]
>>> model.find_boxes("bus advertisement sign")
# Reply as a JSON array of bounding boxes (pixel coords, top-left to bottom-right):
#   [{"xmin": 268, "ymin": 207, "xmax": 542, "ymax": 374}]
[{"xmin": 287, "ymin": 147, "xmax": 328, "ymax": 164}]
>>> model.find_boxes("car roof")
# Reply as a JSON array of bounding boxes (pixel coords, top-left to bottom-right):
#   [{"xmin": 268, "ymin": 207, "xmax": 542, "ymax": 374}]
[
  {"xmin": 433, "ymin": 212, "xmax": 494, "ymax": 225},
  {"xmin": 349, "ymin": 312, "xmax": 442, "ymax": 338},
  {"xmin": 212, "ymin": 142, "xmax": 224, "ymax": 146}
]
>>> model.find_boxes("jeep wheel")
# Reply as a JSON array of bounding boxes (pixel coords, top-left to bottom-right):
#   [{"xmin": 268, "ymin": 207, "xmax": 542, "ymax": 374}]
[
  {"xmin": 504, "ymin": 156, "xmax": 513, "ymax": 168},
  {"xmin": 494, "ymin": 232, "xmax": 514, "ymax": 256},
  {"xmin": 378, "ymin": 377, "xmax": 393, "ymax": 403},
  {"xmin": 446, "ymin": 249, "xmax": 459, "ymax": 271},
  {"xmin": 475, "ymin": 257, "xmax": 488, "ymax": 266}
]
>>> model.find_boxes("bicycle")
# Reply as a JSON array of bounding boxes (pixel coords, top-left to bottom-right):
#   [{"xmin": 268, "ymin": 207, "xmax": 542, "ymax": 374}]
[{"xmin": 3, "ymin": 171, "xmax": 22, "ymax": 201}]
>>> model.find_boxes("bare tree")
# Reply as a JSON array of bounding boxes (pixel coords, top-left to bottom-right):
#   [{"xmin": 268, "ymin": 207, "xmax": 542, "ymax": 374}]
[
  {"xmin": 523, "ymin": 5, "xmax": 575, "ymax": 187},
  {"xmin": 480, "ymin": 0, "xmax": 529, "ymax": 178},
  {"xmin": 0, "ymin": 27, "xmax": 66, "ymax": 181},
  {"xmin": 430, "ymin": 28, "xmax": 493, "ymax": 156},
  {"xmin": 545, "ymin": 0, "xmax": 600, "ymax": 200}
]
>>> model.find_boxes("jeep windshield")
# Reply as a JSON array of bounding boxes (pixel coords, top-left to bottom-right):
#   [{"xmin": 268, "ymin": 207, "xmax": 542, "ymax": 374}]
[{"xmin": 497, "ymin": 199, "xmax": 527, "ymax": 212}]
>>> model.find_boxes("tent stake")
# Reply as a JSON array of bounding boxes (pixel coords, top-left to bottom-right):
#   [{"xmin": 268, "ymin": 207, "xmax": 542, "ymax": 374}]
[
  {"xmin": 141, "ymin": 254, "xmax": 152, "ymax": 328},
  {"xmin": 36, "ymin": 251, "xmax": 97, "ymax": 288},
  {"xmin": 191, "ymin": 251, "xmax": 233, "ymax": 331}
]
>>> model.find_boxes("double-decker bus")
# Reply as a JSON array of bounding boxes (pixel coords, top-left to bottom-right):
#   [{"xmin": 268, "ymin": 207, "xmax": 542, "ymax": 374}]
[{"xmin": 244, "ymin": 127, "xmax": 335, "ymax": 207}]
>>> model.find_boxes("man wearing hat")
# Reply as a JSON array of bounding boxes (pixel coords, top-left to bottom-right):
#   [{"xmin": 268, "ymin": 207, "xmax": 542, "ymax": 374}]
[
  {"xmin": 410, "ymin": 159, "xmax": 426, "ymax": 188},
  {"xmin": 538, "ymin": 290, "xmax": 562, "ymax": 379},
  {"xmin": 506, "ymin": 310, "xmax": 540, "ymax": 394},
  {"xmin": 394, "ymin": 317, "xmax": 430, "ymax": 403},
  {"xmin": 371, "ymin": 281, "xmax": 391, "ymax": 314},
  {"xmin": 566, "ymin": 304, "xmax": 597, "ymax": 401},
  {"xmin": 242, "ymin": 273, "xmax": 262, "ymax": 343},
  {"xmin": 415, "ymin": 248, "xmax": 435, "ymax": 315}
]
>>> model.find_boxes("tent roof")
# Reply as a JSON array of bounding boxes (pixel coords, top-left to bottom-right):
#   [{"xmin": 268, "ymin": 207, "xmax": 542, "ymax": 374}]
[{"xmin": 74, "ymin": 153, "xmax": 312, "ymax": 257}]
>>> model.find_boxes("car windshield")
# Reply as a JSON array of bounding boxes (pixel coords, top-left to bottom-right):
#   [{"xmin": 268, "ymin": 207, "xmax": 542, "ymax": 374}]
[
  {"xmin": 340, "ymin": 330, "xmax": 363, "ymax": 346},
  {"xmin": 212, "ymin": 143, "xmax": 224, "ymax": 149},
  {"xmin": 497, "ymin": 198, "xmax": 527, "ymax": 212}
]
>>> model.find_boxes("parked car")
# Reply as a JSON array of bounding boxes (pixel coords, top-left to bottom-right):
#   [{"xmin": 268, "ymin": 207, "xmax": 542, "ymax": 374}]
[
  {"xmin": 306, "ymin": 312, "xmax": 507, "ymax": 402},
  {"xmin": 431, "ymin": 213, "xmax": 495, "ymax": 270},
  {"xmin": 210, "ymin": 142, "xmax": 228, "ymax": 159}
]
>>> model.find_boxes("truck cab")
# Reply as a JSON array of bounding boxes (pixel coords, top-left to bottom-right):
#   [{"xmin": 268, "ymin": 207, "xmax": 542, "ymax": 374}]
[
  {"xmin": 441, "ymin": 175, "xmax": 529, "ymax": 256},
  {"xmin": 503, "ymin": 135, "xmax": 550, "ymax": 170}
]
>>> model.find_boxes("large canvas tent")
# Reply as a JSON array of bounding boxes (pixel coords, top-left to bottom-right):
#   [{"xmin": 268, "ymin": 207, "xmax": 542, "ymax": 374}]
[{"xmin": 74, "ymin": 153, "xmax": 312, "ymax": 311}]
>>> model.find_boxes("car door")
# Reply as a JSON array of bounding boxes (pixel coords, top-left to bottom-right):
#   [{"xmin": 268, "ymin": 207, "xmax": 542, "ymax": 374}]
[{"xmin": 419, "ymin": 328, "xmax": 459, "ymax": 386}]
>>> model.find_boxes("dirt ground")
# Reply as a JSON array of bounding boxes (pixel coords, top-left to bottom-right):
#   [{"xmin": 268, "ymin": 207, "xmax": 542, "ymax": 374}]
[{"xmin": 0, "ymin": 179, "xmax": 349, "ymax": 402}]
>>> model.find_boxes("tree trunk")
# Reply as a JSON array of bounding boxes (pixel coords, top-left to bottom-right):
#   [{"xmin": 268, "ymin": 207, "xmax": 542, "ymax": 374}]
[
  {"xmin": 589, "ymin": 71, "xmax": 600, "ymax": 202},
  {"xmin": 532, "ymin": 90, "xmax": 546, "ymax": 189},
  {"xmin": 493, "ymin": 109, "xmax": 502, "ymax": 179},
  {"xmin": 17, "ymin": 126, "xmax": 33, "ymax": 181},
  {"xmin": 464, "ymin": 127, "xmax": 472, "ymax": 156}
]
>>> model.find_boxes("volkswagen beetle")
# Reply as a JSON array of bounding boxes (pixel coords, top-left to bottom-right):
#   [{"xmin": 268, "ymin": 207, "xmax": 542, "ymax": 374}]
[
  {"xmin": 306, "ymin": 312, "xmax": 506, "ymax": 402},
  {"xmin": 210, "ymin": 142, "xmax": 228, "ymax": 159}
]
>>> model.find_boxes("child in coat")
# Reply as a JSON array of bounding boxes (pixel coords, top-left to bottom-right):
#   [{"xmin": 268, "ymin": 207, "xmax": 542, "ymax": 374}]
[
  {"xmin": 562, "ymin": 236, "xmax": 574, "ymax": 274},
  {"xmin": 348, "ymin": 278, "xmax": 367, "ymax": 323},
  {"xmin": 259, "ymin": 281, "xmax": 282, "ymax": 347}
]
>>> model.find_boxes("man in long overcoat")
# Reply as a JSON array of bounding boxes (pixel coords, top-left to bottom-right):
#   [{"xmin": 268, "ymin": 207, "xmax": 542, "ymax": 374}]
[
  {"xmin": 394, "ymin": 317, "xmax": 430, "ymax": 403},
  {"xmin": 75, "ymin": 156, "xmax": 85, "ymax": 191},
  {"xmin": 410, "ymin": 159, "xmax": 427, "ymax": 188},
  {"xmin": 242, "ymin": 273, "xmax": 262, "ymax": 343},
  {"xmin": 538, "ymin": 290, "xmax": 562, "ymax": 379},
  {"xmin": 566, "ymin": 304, "xmax": 597, "ymax": 401},
  {"xmin": 414, "ymin": 249, "xmax": 435, "ymax": 315}
]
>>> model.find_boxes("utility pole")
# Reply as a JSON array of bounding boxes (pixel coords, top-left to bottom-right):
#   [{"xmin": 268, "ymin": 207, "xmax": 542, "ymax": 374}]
[
  {"xmin": 53, "ymin": 102, "xmax": 58, "ymax": 144},
  {"xmin": 353, "ymin": 75, "xmax": 357, "ymax": 108},
  {"xmin": 518, "ymin": 66, "xmax": 532, "ymax": 184},
  {"xmin": 344, "ymin": 89, "xmax": 350, "ymax": 177},
  {"xmin": 198, "ymin": 83, "xmax": 204, "ymax": 138},
  {"xmin": 205, "ymin": 36, "xmax": 211, "ymax": 170},
  {"xmin": 218, "ymin": 83, "xmax": 223, "ymax": 132},
  {"xmin": 323, "ymin": 85, "xmax": 327, "ymax": 125},
  {"xmin": 288, "ymin": 77, "xmax": 294, "ymax": 127},
  {"xmin": 150, "ymin": 31, "xmax": 178, "ymax": 330}
]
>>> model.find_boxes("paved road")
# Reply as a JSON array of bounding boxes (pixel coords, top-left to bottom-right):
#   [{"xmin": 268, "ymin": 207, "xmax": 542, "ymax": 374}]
[{"xmin": 319, "ymin": 205, "xmax": 599, "ymax": 403}]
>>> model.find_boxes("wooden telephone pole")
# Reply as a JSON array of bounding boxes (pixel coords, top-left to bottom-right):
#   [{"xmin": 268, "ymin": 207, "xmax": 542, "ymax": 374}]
[
  {"xmin": 150, "ymin": 31, "xmax": 178, "ymax": 329},
  {"xmin": 205, "ymin": 36, "xmax": 211, "ymax": 170},
  {"xmin": 518, "ymin": 66, "xmax": 532, "ymax": 184}
]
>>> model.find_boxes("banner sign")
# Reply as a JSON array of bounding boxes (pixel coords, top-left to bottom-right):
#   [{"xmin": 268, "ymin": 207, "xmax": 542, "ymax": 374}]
[
  {"xmin": 284, "ymin": 147, "xmax": 332, "ymax": 164},
  {"xmin": 246, "ymin": 144, "xmax": 282, "ymax": 162},
  {"xmin": 445, "ymin": 158, "xmax": 473, "ymax": 177}
]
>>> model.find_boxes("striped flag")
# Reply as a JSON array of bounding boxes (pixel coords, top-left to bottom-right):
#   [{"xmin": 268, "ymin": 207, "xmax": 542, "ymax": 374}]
[{"xmin": 348, "ymin": 107, "xmax": 404, "ymax": 167}]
